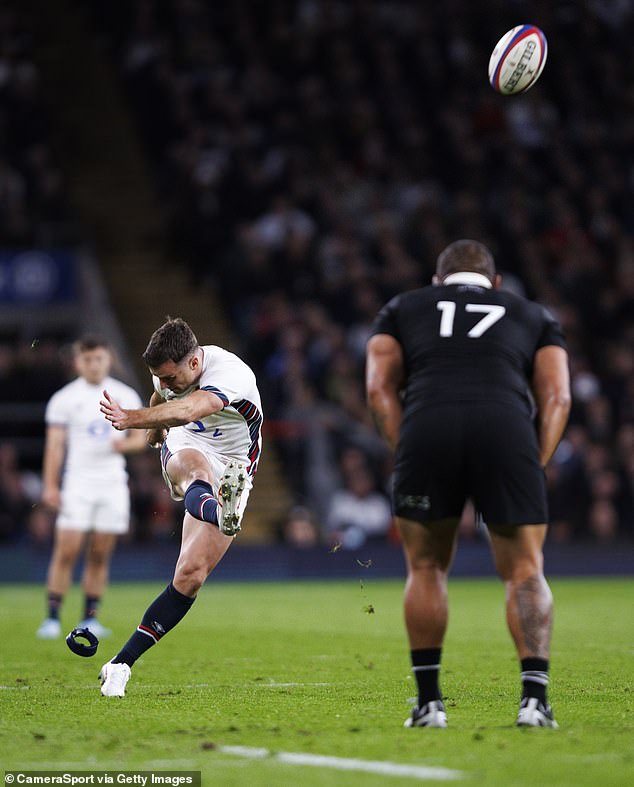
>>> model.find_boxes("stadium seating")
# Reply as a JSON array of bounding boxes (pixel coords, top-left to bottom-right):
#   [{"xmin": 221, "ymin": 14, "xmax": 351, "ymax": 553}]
[
  {"xmin": 87, "ymin": 0, "xmax": 633, "ymax": 543},
  {"xmin": 1, "ymin": 1, "xmax": 632, "ymax": 544}
]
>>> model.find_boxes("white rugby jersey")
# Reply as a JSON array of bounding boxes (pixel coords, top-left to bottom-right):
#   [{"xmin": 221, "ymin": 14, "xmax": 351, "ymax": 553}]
[
  {"xmin": 153, "ymin": 345, "xmax": 263, "ymax": 476},
  {"xmin": 46, "ymin": 376, "xmax": 143, "ymax": 484}
]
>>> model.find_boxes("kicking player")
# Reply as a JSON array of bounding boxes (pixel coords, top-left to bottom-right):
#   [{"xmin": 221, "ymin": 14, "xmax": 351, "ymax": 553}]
[
  {"xmin": 366, "ymin": 240, "xmax": 571, "ymax": 728},
  {"xmin": 98, "ymin": 317, "xmax": 262, "ymax": 697},
  {"xmin": 37, "ymin": 336, "xmax": 146, "ymax": 640}
]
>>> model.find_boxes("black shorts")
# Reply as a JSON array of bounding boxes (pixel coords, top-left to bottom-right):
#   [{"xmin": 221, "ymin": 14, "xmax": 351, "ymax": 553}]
[{"xmin": 393, "ymin": 402, "xmax": 548, "ymax": 526}]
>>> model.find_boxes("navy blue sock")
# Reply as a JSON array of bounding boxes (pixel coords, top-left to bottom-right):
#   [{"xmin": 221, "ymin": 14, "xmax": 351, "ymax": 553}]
[
  {"xmin": 411, "ymin": 648, "xmax": 443, "ymax": 705},
  {"xmin": 184, "ymin": 480, "xmax": 218, "ymax": 524},
  {"xmin": 47, "ymin": 592, "xmax": 63, "ymax": 620},
  {"xmin": 112, "ymin": 582, "xmax": 196, "ymax": 667},
  {"xmin": 84, "ymin": 595, "xmax": 100, "ymax": 620}
]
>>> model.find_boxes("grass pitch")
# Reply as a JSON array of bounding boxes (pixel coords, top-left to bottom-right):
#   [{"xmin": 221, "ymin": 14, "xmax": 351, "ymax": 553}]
[{"xmin": 1, "ymin": 578, "xmax": 633, "ymax": 786}]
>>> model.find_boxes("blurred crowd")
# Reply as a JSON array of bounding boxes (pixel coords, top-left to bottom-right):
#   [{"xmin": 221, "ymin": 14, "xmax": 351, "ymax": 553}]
[
  {"xmin": 88, "ymin": 0, "xmax": 634, "ymax": 545},
  {"xmin": 1, "ymin": 1, "xmax": 634, "ymax": 548},
  {"xmin": 0, "ymin": 336, "xmax": 65, "ymax": 542},
  {"xmin": 0, "ymin": 5, "xmax": 73, "ymax": 245}
]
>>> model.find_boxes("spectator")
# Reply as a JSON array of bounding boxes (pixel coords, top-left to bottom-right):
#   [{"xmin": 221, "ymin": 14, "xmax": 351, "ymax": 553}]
[
  {"xmin": 325, "ymin": 462, "xmax": 392, "ymax": 550},
  {"xmin": 280, "ymin": 505, "xmax": 320, "ymax": 549}
]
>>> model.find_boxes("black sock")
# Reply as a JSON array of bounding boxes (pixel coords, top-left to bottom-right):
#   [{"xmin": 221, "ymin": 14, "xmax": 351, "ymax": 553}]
[
  {"xmin": 521, "ymin": 657, "xmax": 549, "ymax": 704},
  {"xmin": 112, "ymin": 582, "xmax": 196, "ymax": 668},
  {"xmin": 84, "ymin": 596, "xmax": 100, "ymax": 620},
  {"xmin": 411, "ymin": 648, "xmax": 442, "ymax": 706},
  {"xmin": 47, "ymin": 592, "xmax": 63, "ymax": 620},
  {"xmin": 184, "ymin": 480, "xmax": 218, "ymax": 524}
]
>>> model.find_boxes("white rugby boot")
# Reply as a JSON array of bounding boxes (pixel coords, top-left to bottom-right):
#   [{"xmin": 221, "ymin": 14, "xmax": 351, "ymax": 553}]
[
  {"xmin": 99, "ymin": 661, "xmax": 131, "ymax": 697},
  {"xmin": 36, "ymin": 618, "xmax": 62, "ymax": 639},
  {"xmin": 516, "ymin": 697, "xmax": 559, "ymax": 728},
  {"xmin": 217, "ymin": 461, "xmax": 246, "ymax": 536},
  {"xmin": 404, "ymin": 700, "xmax": 448, "ymax": 728},
  {"xmin": 77, "ymin": 618, "xmax": 112, "ymax": 638}
]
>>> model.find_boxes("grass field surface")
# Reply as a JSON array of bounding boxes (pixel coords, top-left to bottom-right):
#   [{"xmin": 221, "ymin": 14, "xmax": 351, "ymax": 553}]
[{"xmin": 1, "ymin": 578, "xmax": 633, "ymax": 786}]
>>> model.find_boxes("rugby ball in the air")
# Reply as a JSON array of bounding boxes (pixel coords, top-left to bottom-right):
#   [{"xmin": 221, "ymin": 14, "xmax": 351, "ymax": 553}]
[{"xmin": 488, "ymin": 25, "xmax": 548, "ymax": 95}]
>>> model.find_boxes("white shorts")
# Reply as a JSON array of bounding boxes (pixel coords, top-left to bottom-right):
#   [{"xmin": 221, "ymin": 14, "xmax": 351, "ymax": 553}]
[
  {"xmin": 57, "ymin": 480, "xmax": 130, "ymax": 534},
  {"xmin": 160, "ymin": 428, "xmax": 253, "ymax": 514}
]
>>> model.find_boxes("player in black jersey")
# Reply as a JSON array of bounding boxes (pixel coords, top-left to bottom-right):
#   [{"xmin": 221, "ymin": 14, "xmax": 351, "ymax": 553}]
[{"xmin": 366, "ymin": 240, "xmax": 571, "ymax": 729}]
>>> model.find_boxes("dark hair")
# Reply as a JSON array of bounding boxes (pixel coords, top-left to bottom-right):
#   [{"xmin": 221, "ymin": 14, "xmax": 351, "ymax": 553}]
[
  {"xmin": 436, "ymin": 240, "xmax": 496, "ymax": 282},
  {"xmin": 142, "ymin": 317, "xmax": 198, "ymax": 367},
  {"xmin": 73, "ymin": 335, "xmax": 111, "ymax": 354}
]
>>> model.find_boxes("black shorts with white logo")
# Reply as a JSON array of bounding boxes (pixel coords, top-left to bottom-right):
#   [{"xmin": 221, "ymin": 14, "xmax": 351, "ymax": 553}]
[{"xmin": 393, "ymin": 402, "xmax": 548, "ymax": 526}]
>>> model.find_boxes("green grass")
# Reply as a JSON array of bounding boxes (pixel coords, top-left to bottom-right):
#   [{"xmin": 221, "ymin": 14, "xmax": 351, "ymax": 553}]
[{"xmin": 1, "ymin": 579, "xmax": 633, "ymax": 786}]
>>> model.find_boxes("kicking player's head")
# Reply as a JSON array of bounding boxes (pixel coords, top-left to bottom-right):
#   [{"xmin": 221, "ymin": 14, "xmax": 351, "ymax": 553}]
[
  {"xmin": 143, "ymin": 317, "xmax": 201, "ymax": 392},
  {"xmin": 434, "ymin": 240, "xmax": 500, "ymax": 286},
  {"xmin": 73, "ymin": 335, "xmax": 113, "ymax": 384}
]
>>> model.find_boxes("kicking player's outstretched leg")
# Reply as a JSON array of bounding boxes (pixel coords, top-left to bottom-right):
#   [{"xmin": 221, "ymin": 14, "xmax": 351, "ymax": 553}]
[{"xmin": 100, "ymin": 512, "xmax": 233, "ymax": 697}]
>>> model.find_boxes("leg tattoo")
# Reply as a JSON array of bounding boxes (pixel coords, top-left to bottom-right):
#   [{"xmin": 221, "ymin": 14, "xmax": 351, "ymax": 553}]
[{"xmin": 515, "ymin": 574, "xmax": 553, "ymax": 658}]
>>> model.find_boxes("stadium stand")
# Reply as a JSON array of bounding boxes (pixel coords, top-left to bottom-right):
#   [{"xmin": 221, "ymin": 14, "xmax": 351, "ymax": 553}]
[
  {"xmin": 10, "ymin": 0, "xmax": 292, "ymax": 543},
  {"xmin": 0, "ymin": 6, "xmax": 74, "ymax": 246},
  {"xmin": 83, "ymin": 0, "xmax": 634, "ymax": 545},
  {"xmin": 0, "ymin": 1, "xmax": 632, "ymax": 548},
  {"xmin": 0, "ymin": 5, "xmax": 74, "ymax": 540}
]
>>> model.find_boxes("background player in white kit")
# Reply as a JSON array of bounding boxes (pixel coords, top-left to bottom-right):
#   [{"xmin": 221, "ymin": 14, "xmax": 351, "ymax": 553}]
[
  {"xmin": 98, "ymin": 317, "xmax": 263, "ymax": 697},
  {"xmin": 37, "ymin": 336, "xmax": 146, "ymax": 640}
]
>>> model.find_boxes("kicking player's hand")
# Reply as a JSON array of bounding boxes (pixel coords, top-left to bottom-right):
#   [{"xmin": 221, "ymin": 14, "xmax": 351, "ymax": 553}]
[
  {"xmin": 147, "ymin": 427, "xmax": 168, "ymax": 448},
  {"xmin": 100, "ymin": 389, "xmax": 131, "ymax": 430}
]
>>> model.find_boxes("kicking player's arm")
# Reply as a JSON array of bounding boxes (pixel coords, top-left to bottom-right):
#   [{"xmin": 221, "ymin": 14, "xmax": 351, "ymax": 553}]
[
  {"xmin": 531, "ymin": 345, "xmax": 571, "ymax": 467},
  {"xmin": 366, "ymin": 333, "xmax": 406, "ymax": 452},
  {"xmin": 41, "ymin": 425, "xmax": 66, "ymax": 510},
  {"xmin": 100, "ymin": 388, "xmax": 224, "ymax": 432}
]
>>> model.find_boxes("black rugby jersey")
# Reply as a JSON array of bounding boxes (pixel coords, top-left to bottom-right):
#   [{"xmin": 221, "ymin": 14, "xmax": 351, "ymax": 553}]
[{"xmin": 371, "ymin": 275, "xmax": 567, "ymax": 415}]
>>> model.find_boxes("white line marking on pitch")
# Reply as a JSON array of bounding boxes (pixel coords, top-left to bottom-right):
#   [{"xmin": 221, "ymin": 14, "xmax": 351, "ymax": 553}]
[
  {"xmin": 217, "ymin": 745, "xmax": 464, "ymax": 781},
  {"xmin": 259, "ymin": 682, "xmax": 332, "ymax": 687}
]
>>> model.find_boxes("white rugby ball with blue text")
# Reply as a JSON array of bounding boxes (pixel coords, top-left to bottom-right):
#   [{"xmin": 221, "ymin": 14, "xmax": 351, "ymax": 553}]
[{"xmin": 488, "ymin": 25, "xmax": 548, "ymax": 95}]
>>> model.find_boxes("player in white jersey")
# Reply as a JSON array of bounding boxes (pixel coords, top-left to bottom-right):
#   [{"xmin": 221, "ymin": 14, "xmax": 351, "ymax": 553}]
[
  {"xmin": 36, "ymin": 336, "xmax": 146, "ymax": 641},
  {"xmin": 97, "ymin": 317, "xmax": 263, "ymax": 697}
]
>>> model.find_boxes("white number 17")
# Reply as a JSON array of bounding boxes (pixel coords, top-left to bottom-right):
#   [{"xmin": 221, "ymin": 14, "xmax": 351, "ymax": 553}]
[{"xmin": 437, "ymin": 301, "xmax": 506, "ymax": 338}]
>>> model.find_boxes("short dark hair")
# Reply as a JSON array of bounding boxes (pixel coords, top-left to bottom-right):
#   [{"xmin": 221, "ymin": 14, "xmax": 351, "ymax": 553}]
[
  {"xmin": 142, "ymin": 317, "xmax": 198, "ymax": 368},
  {"xmin": 74, "ymin": 335, "xmax": 111, "ymax": 354},
  {"xmin": 436, "ymin": 240, "xmax": 496, "ymax": 282}
]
